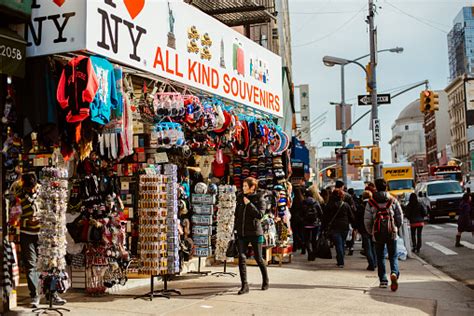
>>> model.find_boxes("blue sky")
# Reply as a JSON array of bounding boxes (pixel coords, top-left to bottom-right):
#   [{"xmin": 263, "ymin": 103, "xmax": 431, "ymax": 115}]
[{"xmin": 290, "ymin": 0, "xmax": 473, "ymax": 163}]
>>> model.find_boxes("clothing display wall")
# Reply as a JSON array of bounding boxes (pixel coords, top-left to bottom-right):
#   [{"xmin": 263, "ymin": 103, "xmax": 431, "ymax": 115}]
[
  {"xmin": 215, "ymin": 185, "xmax": 237, "ymax": 261},
  {"xmin": 138, "ymin": 173, "xmax": 168, "ymax": 275}
]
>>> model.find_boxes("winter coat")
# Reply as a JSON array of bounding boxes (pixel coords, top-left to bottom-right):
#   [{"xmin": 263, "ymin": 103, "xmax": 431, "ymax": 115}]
[
  {"xmin": 302, "ymin": 196, "xmax": 323, "ymax": 227},
  {"xmin": 458, "ymin": 201, "xmax": 473, "ymax": 232},
  {"xmin": 323, "ymin": 198, "xmax": 354, "ymax": 233},
  {"xmin": 364, "ymin": 191, "xmax": 403, "ymax": 239},
  {"xmin": 405, "ymin": 201, "xmax": 427, "ymax": 227},
  {"xmin": 355, "ymin": 199, "xmax": 369, "ymax": 234},
  {"xmin": 234, "ymin": 191, "xmax": 266, "ymax": 237}
]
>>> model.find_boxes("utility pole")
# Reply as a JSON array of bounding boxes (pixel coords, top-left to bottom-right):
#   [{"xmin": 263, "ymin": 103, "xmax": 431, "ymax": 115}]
[
  {"xmin": 368, "ymin": 0, "xmax": 380, "ymax": 178},
  {"xmin": 340, "ymin": 66, "xmax": 348, "ymax": 184}
]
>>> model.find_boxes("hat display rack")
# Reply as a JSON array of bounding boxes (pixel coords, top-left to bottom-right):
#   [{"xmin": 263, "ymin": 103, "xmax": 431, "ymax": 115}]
[
  {"xmin": 212, "ymin": 185, "xmax": 237, "ymax": 278},
  {"xmin": 35, "ymin": 167, "xmax": 71, "ymax": 315}
]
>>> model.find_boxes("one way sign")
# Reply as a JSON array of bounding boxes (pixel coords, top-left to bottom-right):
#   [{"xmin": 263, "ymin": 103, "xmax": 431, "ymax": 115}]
[{"xmin": 358, "ymin": 94, "xmax": 391, "ymax": 106}]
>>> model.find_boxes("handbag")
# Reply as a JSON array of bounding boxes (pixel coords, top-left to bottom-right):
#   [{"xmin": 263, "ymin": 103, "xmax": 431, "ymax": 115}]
[
  {"xmin": 315, "ymin": 233, "xmax": 332, "ymax": 259},
  {"xmin": 226, "ymin": 239, "xmax": 238, "ymax": 258}
]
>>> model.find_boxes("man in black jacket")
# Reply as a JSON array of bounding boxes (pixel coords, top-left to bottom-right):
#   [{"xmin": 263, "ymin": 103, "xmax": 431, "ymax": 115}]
[{"xmin": 336, "ymin": 181, "xmax": 357, "ymax": 255}]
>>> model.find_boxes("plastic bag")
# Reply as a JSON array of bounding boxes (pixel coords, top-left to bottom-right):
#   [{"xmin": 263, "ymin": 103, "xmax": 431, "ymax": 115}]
[{"xmin": 397, "ymin": 237, "xmax": 407, "ymax": 261}]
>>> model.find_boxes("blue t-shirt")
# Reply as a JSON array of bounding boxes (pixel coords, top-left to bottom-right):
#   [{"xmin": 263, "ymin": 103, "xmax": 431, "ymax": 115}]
[
  {"xmin": 113, "ymin": 66, "xmax": 124, "ymax": 119},
  {"xmin": 90, "ymin": 56, "xmax": 118, "ymax": 125}
]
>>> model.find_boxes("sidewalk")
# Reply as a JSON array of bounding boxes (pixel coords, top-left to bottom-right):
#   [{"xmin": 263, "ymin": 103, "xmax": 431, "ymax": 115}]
[{"xmin": 8, "ymin": 249, "xmax": 474, "ymax": 316}]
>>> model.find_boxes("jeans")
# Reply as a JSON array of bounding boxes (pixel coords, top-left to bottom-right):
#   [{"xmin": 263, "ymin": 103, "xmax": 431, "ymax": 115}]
[
  {"xmin": 411, "ymin": 226, "xmax": 423, "ymax": 251},
  {"xmin": 331, "ymin": 230, "xmax": 348, "ymax": 266},
  {"xmin": 375, "ymin": 239, "xmax": 399, "ymax": 282},
  {"xmin": 304, "ymin": 226, "xmax": 320, "ymax": 260},
  {"xmin": 361, "ymin": 233, "xmax": 377, "ymax": 269},
  {"xmin": 20, "ymin": 233, "xmax": 40, "ymax": 298},
  {"xmin": 237, "ymin": 238, "xmax": 268, "ymax": 285}
]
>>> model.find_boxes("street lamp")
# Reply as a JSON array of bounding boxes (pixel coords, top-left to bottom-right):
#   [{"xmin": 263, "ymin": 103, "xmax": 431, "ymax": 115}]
[{"xmin": 322, "ymin": 47, "xmax": 404, "ymax": 184}]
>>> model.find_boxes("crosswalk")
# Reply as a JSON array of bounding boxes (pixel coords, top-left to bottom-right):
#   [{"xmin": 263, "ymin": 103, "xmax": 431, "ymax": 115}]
[{"xmin": 420, "ymin": 223, "xmax": 474, "ymax": 256}]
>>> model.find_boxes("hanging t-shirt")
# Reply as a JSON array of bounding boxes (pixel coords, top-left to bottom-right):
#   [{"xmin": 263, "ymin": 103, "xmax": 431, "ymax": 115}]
[
  {"xmin": 90, "ymin": 56, "xmax": 118, "ymax": 125},
  {"xmin": 212, "ymin": 154, "xmax": 231, "ymax": 178},
  {"xmin": 197, "ymin": 155, "xmax": 214, "ymax": 179},
  {"xmin": 113, "ymin": 66, "xmax": 124, "ymax": 119}
]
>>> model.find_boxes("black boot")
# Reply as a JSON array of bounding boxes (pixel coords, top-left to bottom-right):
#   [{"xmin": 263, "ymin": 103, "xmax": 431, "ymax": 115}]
[
  {"xmin": 455, "ymin": 235, "xmax": 463, "ymax": 247},
  {"xmin": 258, "ymin": 261, "xmax": 269, "ymax": 290},
  {"xmin": 238, "ymin": 283, "xmax": 249, "ymax": 295}
]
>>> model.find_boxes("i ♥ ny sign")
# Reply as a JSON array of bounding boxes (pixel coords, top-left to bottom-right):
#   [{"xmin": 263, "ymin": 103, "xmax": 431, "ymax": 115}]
[{"xmin": 27, "ymin": 0, "xmax": 283, "ymax": 117}]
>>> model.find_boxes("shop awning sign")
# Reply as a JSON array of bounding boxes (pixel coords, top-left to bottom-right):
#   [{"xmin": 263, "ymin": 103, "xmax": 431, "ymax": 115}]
[
  {"xmin": 26, "ymin": 0, "xmax": 283, "ymax": 117},
  {"xmin": 0, "ymin": 28, "xmax": 26, "ymax": 78}
]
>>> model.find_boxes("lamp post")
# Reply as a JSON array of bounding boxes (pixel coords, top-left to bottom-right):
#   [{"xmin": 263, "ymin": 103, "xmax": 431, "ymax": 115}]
[
  {"xmin": 314, "ymin": 137, "xmax": 329, "ymax": 188},
  {"xmin": 322, "ymin": 47, "xmax": 403, "ymax": 184}
]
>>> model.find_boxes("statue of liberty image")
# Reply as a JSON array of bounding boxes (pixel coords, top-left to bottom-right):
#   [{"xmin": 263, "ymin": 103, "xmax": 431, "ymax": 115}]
[{"xmin": 167, "ymin": 1, "xmax": 176, "ymax": 49}]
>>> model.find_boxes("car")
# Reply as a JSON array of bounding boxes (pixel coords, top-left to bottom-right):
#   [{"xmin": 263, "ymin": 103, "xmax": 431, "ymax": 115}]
[{"xmin": 415, "ymin": 180, "xmax": 464, "ymax": 222}]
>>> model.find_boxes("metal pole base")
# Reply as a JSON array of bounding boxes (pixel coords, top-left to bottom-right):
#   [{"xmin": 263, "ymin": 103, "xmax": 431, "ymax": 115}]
[
  {"xmin": 211, "ymin": 272, "xmax": 237, "ymax": 277},
  {"xmin": 188, "ymin": 257, "xmax": 211, "ymax": 276},
  {"xmin": 134, "ymin": 275, "xmax": 182, "ymax": 301},
  {"xmin": 32, "ymin": 307, "xmax": 70, "ymax": 315}
]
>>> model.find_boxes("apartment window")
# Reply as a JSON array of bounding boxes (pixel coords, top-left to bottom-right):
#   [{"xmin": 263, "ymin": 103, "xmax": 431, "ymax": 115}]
[{"xmin": 405, "ymin": 125, "xmax": 409, "ymax": 131}]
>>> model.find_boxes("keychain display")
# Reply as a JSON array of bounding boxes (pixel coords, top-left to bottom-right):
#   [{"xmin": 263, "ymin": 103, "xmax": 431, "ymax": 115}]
[
  {"xmin": 215, "ymin": 185, "xmax": 237, "ymax": 261},
  {"xmin": 138, "ymin": 174, "xmax": 168, "ymax": 275}
]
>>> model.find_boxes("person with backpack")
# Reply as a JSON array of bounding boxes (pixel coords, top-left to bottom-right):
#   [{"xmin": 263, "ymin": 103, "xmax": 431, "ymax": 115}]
[
  {"xmin": 456, "ymin": 193, "xmax": 474, "ymax": 247},
  {"xmin": 302, "ymin": 189, "xmax": 323, "ymax": 261},
  {"xmin": 323, "ymin": 189, "xmax": 354, "ymax": 268},
  {"xmin": 364, "ymin": 178, "xmax": 403, "ymax": 291},
  {"xmin": 404, "ymin": 193, "xmax": 427, "ymax": 253}
]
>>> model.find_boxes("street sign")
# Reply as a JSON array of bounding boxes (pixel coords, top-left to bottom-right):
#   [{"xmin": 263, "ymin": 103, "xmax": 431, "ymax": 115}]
[
  {"xmin": 335, "ymin": 148, "xmax": 347, "ymax": 155},
  {"xmin": 322, "ymin": 141, "xmax": 342, "ymax": 147},
  {"xmin": 358, "ymin": 94, "xmax": 391, "ymax": 106},
  {"xmin": 373, "ymin": 119, "xmax": 381, "ymax": 142}
]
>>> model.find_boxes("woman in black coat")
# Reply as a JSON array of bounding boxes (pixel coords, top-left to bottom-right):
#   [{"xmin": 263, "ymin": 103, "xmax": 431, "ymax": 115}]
[
  {"xmin": 234, "ymin": 177, "xmax": 268, "ymax": 295},
  {"xmin": 404, "ymin": 193, "xmax": 427, "ymax": 253},
  {"xmin": 302, "ymin": 190, "xmax": 323, "ymax": 261},
  {"xmin": 323, "ymin": 189, "xmax": 354, "ymax": 268}
]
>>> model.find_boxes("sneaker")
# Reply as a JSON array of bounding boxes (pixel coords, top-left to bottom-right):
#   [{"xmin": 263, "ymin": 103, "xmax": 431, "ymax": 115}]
[
  {"xmin": 30, "ymin": 296, "xmax": 40, "ymax": 308},
  {"xmin": 390, "ymin": 273, "xmax": 398, "ymax": 292},
  {"xmin": 46, "ymin": 293, "xmax": 67, "ymax": 305},
  {"xmin": 379, "ymin": 281, "xmax": 388, "ymax": 288},
  {"xmin": 366, "ymin": 265, "xmax": 375, "ymax": 271},
  {"xmin": 348, "ymin": 249, "xmax": 354, "ymax": 256},
  {"xmin": 337, "ymin": 265, "xmax": 344, "ymax": 268}
]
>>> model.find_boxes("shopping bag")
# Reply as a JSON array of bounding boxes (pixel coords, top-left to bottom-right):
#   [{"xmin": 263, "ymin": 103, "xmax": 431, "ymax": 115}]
[
  {"xmin": 315, "ymin": 233, "xmax": 332, "ymax": 259},
  {"xmin": 226, "ymin": 239, "xmax": 238, "ymax": 258}
]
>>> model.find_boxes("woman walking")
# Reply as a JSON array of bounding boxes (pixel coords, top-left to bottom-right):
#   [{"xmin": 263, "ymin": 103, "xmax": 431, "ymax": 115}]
[
  {"xmin": 323, "ymin": 189, "xmax": 354, "ymax": 268},
  {"xmin": 456, "ymin": 193, "xmax": 474, "ymax": 247},
  {"xmin": 405, "ymin": 193, "xmax": 427, "ymax": 253},
  {"xmin": 356, "ymin": 190, "xmax": 377, "ymax": 270},
  {"xmin": 234, "ymin": 177, "xmax": 269, "ymax": 294},
  {"xmin": 302, "ymin": 189, "xmax": 323, "ymax": 261}
]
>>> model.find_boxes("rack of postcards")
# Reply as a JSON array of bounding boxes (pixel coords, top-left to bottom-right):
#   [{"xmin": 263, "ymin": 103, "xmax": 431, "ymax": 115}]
[{"xmin": 163, "ymin": 164, "xmax": 180, "ymax": 275}]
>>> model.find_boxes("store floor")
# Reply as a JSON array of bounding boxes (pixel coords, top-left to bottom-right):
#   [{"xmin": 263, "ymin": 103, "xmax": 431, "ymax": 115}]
[{"xmin": 7, "ymin": 248, "xmax": 474, "ymax": 316}]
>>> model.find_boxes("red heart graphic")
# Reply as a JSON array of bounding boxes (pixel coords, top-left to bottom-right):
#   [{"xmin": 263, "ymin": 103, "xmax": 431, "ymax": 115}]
[
  {"xmin": 123, "ymin": 0, "xmax": 145, "ymax": 20},
  {"xmin": 53, "ymin": 0, "xmax": 66, "ymax": 7}
]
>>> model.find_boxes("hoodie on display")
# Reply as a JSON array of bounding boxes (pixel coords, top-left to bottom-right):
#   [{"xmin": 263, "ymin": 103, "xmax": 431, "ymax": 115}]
[
  {"xmin": 90, "ymin": 56, "xmax": 118, "ymax": 125},
  {"xmin": 56, "ymin": 56, "xmax": 98, "ymax": 123}
]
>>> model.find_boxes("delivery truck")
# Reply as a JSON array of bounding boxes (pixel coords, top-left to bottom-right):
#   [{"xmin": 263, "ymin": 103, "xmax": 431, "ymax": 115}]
[{"xmin": 382, "ymin": 162, "xmax": 416, "ymax": 199}]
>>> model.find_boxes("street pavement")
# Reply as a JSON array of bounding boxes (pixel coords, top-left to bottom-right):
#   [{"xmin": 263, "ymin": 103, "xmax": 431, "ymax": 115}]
[
  {"xmin": 8, "ymin": 242, "xmax": 474, "ymax": 316},
  {"xmin": 416, "ymin": 219, "xmax": 474, "ymax": 290}
]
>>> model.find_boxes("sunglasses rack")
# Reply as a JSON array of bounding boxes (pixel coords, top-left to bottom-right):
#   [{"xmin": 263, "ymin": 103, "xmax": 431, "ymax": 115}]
[{"xmin": 212, "ymin": 185, "xmax": 237, "ymax": 278}]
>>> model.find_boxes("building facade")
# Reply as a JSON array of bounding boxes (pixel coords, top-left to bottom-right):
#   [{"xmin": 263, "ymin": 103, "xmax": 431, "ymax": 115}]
[
  {"xmin": 389, "ymin": 100, "xmax": 427, "ymax": 174},
  {"xmin": 445, "ymin": 75, "xmax": 474, "ymax": 172},
  {"xmin": 448, "ymin": 7, "xmax": 474, "ymax": 81},
  {"xmin": 423, "ymin": 90, "xmax": 450, "ymax": 168}
]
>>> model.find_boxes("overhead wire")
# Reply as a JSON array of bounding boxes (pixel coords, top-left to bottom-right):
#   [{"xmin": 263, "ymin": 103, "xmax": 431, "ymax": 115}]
[
  {"xmin": 383, "ymin": 1, "xmax": 448, "ymax": 34},
  {"xmin": 291, "ymin": 4, "xmax": 367, "ymax": 48}
]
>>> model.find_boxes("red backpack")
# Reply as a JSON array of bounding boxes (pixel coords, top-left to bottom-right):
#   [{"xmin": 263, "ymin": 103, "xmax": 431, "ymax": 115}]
[{"xmin": 368, "ymin": 198, "xmax": 396, "ymax": 242}]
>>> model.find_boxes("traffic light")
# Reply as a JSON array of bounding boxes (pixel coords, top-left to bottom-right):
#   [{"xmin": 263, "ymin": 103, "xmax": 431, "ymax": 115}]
[
  {"xmin": 366, "ymin": 63, "xmax": 372, "ymax": 93},
  {"xmin": 420, "ymin": 90, "xmax": 438, "ymax": 112},
  {"xmin": 348, "ymin": 149, "xmax": 364, "ymax": 165},
  {"xmin": 371, "ymin": 146, "xmax": 380, "ymax": 164},
  {"xmin": 325, "ymin": 168, "xmax": 336, "ymax": 178}
]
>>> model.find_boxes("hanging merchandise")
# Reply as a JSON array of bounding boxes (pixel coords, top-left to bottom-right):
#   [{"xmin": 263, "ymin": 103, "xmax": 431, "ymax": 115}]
[
  {"xmin": 138, "ymin": 173, "xmax": 168, "ymax": 275},
  {"xmin": 214, "ymin": 185, "xmax": 236, "ymax": 261},
  {"xmin": 56, "ymin": 56, "xmax": 99, "ymax": 142},
  {"xmin": 36, "ymin": 167, "xmax": 70, "ymax": 296},
  {"xmin": 191, "ymin": 183, "xmax": 216, "ymax": 258},
  {"xmin": 164, "ymin": 164, "xmax": 180, "ymax": 275}
]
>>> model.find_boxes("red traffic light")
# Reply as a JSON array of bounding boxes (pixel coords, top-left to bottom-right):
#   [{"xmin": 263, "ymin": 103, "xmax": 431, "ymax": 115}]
[{"xmin": 423, "ymin": 90, "xmax": 431, "ymax": 97}]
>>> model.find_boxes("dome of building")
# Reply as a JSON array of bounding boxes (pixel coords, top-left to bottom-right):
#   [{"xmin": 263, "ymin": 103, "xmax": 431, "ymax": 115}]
[{"xmin": 395, "ymin": 99, "xmax": 424, "ymax": 123}]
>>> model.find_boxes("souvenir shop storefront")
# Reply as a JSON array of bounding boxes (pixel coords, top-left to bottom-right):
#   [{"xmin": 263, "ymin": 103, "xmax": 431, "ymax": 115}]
[{"xmin": 1, "ymin": 0, "xmax": 294, "ymax": 310}]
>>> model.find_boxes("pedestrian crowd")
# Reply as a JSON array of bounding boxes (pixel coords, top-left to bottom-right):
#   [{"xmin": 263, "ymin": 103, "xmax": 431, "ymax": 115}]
[{"xmin": 290, "ymin": 178, "xmax": 404, "ymax": 291}]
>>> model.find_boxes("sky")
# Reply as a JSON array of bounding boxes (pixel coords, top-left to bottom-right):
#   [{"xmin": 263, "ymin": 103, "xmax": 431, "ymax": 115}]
[{"xmin": 289, "ymin": 0, "xmax": 474, "ymax": 164}]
